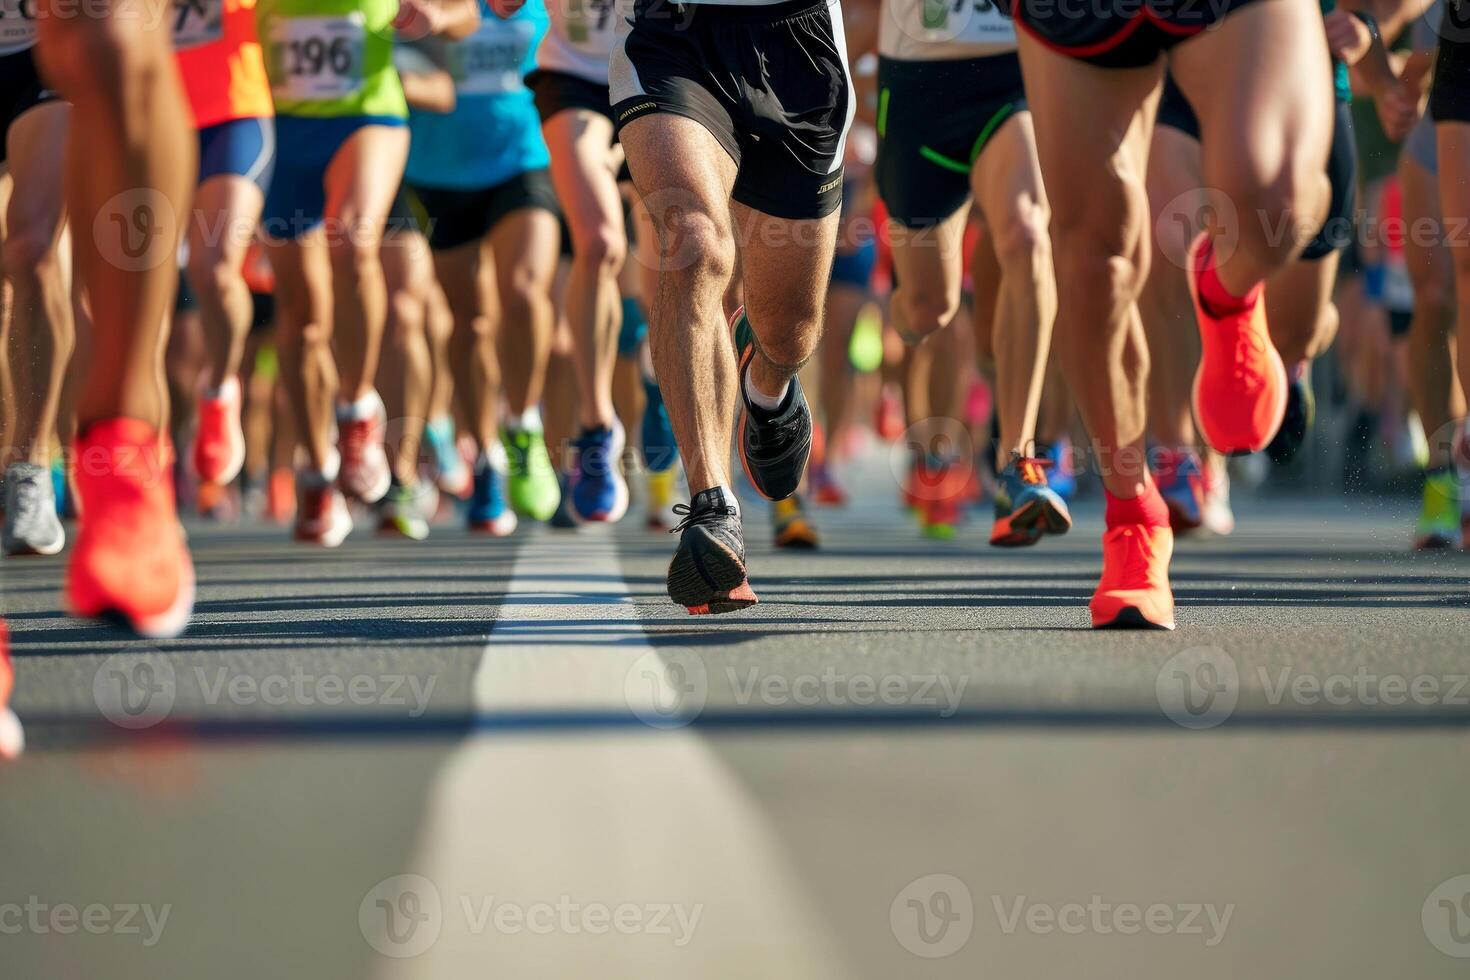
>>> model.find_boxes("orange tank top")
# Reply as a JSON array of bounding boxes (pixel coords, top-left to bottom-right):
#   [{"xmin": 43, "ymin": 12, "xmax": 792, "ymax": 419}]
[{"xmin": 173, "ymin": 0, "xmax": 274, "ymax": 129}]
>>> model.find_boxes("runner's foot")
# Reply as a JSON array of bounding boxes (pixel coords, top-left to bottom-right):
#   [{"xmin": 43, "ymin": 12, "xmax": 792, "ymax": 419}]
[
  {"xmin": 0, "ymin": 622, "xmax": 21, "ymax": 760},
  {"xmin": 468, "ymin": 452, "xmax": 518, "ymax": 536},
  {"xmin": 378, "ymin": 477, "xmax": 436, "ymax": 541},
  {"xmin": 1414, "ymin": 467, "xmax": 1458, "ymax": 550},
  {"xmin": 667, "ymin": 488, "xmax": 757, "ymax": 615},
  {"xmin": 193, "ymin": 376, "xmax": 246, "ymax": 486},
  {"xmin": 1265, "ymin": 362, "xmax": 1315, "ymax": 465},
  {"xmin": 732, "ymin": 308, "xmax": 812, "ymax": 501},
  {"xmin": 424, "ymin": 415, "xmax": 471, "ymax": 499},
  {"xmin": 337, "ymin": 392, "xmax": 392, "ymax": 504},
  {"xmin": 67, "ymin": 419, "xmax": 195, "ymax": 638},
  {"xmin": 1154, "ymin": 447, "xmax": 1205, "ymax": 533},
  {"xmin": 990, "ymin": 454, "xmax": 1071, "ymax": 547},
  {"xmin": 503, "ymin": 425, "xmax": 560, "ymax": 521},
  {"xmin": 3, "ymin": 463, "xmax": 66, "ymax": 556},
  {"xmin": 294, "ymin": 468, "xmax": 353, "ymax": 548},
  {"xmin": 569, "ymin": 422, "xmax": 629, "ymax": 523},
  {"xmin": 773, "ymin": 493, "xmax": 820, "ymax": 549},
  {"xmin": 1090, "ymin": 487, "xmax": 1175, "ymax": 630},
  {"xmin": 1188, "ymin": 233, "xmax": 1288, "ymax": 455},
  {"xmin": 646, "ymin": 467, "xmax": 681, "ymax": 531}
]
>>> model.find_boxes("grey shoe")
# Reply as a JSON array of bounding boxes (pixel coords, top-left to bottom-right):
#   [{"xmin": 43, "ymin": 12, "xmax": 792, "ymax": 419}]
[{"xmin": 4, "ymin": 463, "xmax": 65, "ymax": 556}]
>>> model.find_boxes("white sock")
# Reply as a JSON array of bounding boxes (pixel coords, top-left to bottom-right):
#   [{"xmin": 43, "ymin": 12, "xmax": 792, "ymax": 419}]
[
  {"xmin": 202, "ymin": 376, "xmax": 240, "ymax": 403},
  {"xmin": 743, "ymin": 371, "xmax": 789, "ymax": 413},
  {"xmin": 507, "ymin": 406, "xmax": 542, "ymax": 432},
  {"xmin": 338, "ymin": 390, "xmax": 383, "ymax": 422},
  {"xmin": 705, "ymin": 485, "xmax": 739, "ymax": 518},
  {"xmin": 479, "ymin": 442, "xmax": 509, "ymax": 473},
  {"xmin": 303, "ymin": 448, "xmax": 341, "ymax": 487}
]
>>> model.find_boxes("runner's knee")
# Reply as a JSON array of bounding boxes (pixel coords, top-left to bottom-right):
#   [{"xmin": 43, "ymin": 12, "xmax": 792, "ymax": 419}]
[
  {"xmin": 186, "ymin": 248, "xmax": 246, "ymax": 306},
  {"xmin": 659, "ymin": 208, "xmax": 733, "ymax": 288},
  {"xmin": 1, "ymin": 226, "xmax": 63, "ymax": 296},
  {"xmin": 899, "ymin": 285, "xmax": 961, "ymax": 338},
  {"xmin": 990, "ymin": 197, "xmax": 1052, "ymax": 279},
  {"xmin": 572, "ymin": 220, "xmax": 627, "ymax": 278},
  {"xmin": 1229, "ymin": 168, "xmax": 1329, "ymax": 268}
]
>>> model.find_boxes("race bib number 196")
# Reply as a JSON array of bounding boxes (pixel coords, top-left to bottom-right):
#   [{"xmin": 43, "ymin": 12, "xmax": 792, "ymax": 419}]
[{"xmin": 270, "ymin": 13, "xmax": 366, "ymax": 101}]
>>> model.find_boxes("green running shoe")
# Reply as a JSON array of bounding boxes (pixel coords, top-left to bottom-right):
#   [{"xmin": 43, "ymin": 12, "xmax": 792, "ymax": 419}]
[
  {"xmin": 1414, "ymin": 468, "xmax": 1458, "ymax": 550},
  {"xmin": 502, "ymin": 426, "xmax": 561, "ymax": 521}
]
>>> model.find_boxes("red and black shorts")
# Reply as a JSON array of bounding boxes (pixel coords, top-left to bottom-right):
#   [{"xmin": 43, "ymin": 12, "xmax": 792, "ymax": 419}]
[{"xmin": 1012, "ymin": 0, "xmax": 1267, "ymax": 69}]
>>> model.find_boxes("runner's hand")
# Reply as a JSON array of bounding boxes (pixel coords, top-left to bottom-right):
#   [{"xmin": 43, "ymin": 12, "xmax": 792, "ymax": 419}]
[
  {"xmin": 1375, "ymin": 79, "xmax": 1420, "ymax": 142},
  {"xmin": 1323, "ymin": 10, "xmax": 1372, "ymax": 66},
  {"xmin": 394, "ymin": 0, "xmax": 445, "ymax": 40}
]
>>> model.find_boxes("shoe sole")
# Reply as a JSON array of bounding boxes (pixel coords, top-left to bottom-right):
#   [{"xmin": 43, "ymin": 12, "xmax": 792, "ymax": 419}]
[
  {"xmin": 1092, "ymin": 606, "xmax": 1176, "ymax": 631},
  {"xmin": 990, "ymin": 495, "xmax": 1072, "ymax": 548},
  {"xmin": 774, "ymin": 528, "xmax": 820, "ymax": 549},
  {"xmin": 469, "ymin": 512, "xmax": 519, "ymax": 536},
  {"xmin": 73, "ymin": 566, "xmax": 196, "ymax": 640},
  {"xmin": 4, "ymin": 533, "xmax": 66, "ymax": 557},
  {"xmin": 667, "ymin": 530, "xmax": 758, "ymax": 615},
  {"xmin": 0, "ymin": 707, "xmax": 23, "ymax": 760},
  {"xmin": 1186, "ymin": 233, "xmax": 1289, "ymax": 456},
  {"xmin": 294, "ymin": 513, "xmax": 354, "ymax": 549},
  {"xmin": 378, "ymin": 520, "xmax": 430, "ymax": 542}
]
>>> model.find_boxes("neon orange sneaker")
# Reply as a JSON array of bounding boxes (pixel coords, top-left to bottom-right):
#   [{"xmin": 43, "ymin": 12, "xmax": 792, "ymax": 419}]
[
  {"xmin": 267, "ymin": 466, "xmax": 296, "ymax": 524},
  {"xmin": 193, "ymin": 377, "xmax": 245, "ymax": 486},
  {"xmin": 0, "ymin": 621, "xmax": 23, "ymax": 760},
  {"xmin": 1188, "ymin": 233, "xmax": 1287, "ymax": 455},
  {"xmin": 1089, "ymin": 524, "xmax": 1176, "ymax": 630},
  {"xmin": 67, "ymin": 419, "xmax": 195, "ymax": 639}
]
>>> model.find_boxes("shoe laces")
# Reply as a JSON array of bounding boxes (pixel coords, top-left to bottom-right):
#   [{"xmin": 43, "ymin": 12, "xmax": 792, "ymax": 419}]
[
  {"xmin": 1231, "ymin": 327, "xmax": 1269, "ymax": 388},
  {"xmin": 1011, "ymin": 454, "xmax": 1051, "ymax": 487},
  {"xmin": 748, "ymin": 409, "xmax": 802, "ymax": 453},
  {"xmin": 670, "ymin": 500, "xmax": 736, "ymax": 535}
]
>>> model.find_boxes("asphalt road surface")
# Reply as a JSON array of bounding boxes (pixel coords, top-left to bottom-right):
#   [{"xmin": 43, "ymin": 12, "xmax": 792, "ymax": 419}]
[{"xmin": 3, "ymin": 463, "xmax": 1470, "ymax": 978}]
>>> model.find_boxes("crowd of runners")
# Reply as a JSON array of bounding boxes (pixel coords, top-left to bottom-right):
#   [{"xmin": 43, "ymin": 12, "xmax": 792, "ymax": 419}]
[{"xmin": 0, "ymin": 0, "xmax": 1467, "ymax": 752}]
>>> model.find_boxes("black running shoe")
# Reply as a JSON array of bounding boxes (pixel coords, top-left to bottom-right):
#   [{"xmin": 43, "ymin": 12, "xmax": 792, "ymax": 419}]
[
  {"xmin": 1266, "ymin": 367, "xmax": 1314, "ymax": 465},
  {"xmin": 731, "ymin": 309, "xmax": 812, "ymax": 501},
  {"xmin": 666, "ymin": 487, "xmax": 758, "ymax": 615}
]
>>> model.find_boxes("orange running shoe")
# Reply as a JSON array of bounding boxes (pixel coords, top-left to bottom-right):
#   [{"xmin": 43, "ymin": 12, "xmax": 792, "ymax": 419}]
[
  {"xmin": 193, "ymin": 377, "xmax": 245, "ymax": 486},
  {"xmin": 67, "ymin": 419, "xmax": 195, "ymax": 639},
  {"xmin": 1090, "ymin": 523, "xmax": 1175, "ymax": 630},
  {"xmin": 267, "ymin": 466, "xmax": 296, "ymax": 524},
  {"xmin": 0, "ymin": 621, "xmax": 22, "ymax": 760},
  {"xmin": 1188, "ymin": 233, "xmax": 1287, "ymax": 455}
]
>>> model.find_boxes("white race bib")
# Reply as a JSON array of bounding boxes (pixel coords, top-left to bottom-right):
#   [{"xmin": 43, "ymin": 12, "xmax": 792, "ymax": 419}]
[
  {"xmin": 0, "ymin": 0, "xmax": 38, "ymax": 55},
  {"xmin": 172, "ymin": 0, "xmax": 223, "ymax": 51},
  {"xmin": 270, "ymin": 13, "xmax": 366, "ymax": 101},
  {"xmin": 450, "ymin": 19, "xmax": 534, "ymax": 96}
]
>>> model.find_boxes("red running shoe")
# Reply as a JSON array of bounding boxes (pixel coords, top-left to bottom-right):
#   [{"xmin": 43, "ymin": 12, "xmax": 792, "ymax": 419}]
[
  {"xmin": 1188, "ymin": 233, "xmax": 1287, "ymax": 455},
  {"xmin": 337, "ymin": 394, "xmax": 392, "ymax": 504},
  {"xmin": 67, "ymin": 419, "xmax": 195, "ymax": 638},
  {"xmin": 193, "ymin": 377, "xmax": 245, "ymax": 486},
  {"xmin": 1090, "ymin": 524, "xmax": 1176, "ymax": 630},
  {"xmin": 0, "ymin": 621, "xmax": 22, "ymax": 760}
]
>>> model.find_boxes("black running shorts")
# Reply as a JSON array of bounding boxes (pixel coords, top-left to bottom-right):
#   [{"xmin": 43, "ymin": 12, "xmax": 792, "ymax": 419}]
[
  {"xmin": 527, "ymin": 68, "xmax": 615, "ymax": 125},
  {"xmin": 610, "ymin": 0, "xmax": 855, "ymax": 220},
  {"xmin": 875, "ymin": 53, "xmax": 1027, "ymax": 229},
  {"xmin": 0, "ymin": 48, "xmax": 60, "ymax": 164},
  {"xmin": 1012, "ymin": 0, "xmax": 1268, "ymax": 69},
  {"xmin": 412, "ymin": 169, "xmax": 561, "ymax": 252},
  {"xmin": 1431, "ymin": 6, "xmax": 1470, "ymax": 125}
]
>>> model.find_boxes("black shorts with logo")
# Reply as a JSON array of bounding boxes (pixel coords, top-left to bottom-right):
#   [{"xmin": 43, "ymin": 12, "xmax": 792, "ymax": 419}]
[
  {"xmin": 875, "ymin": 53, "xmax": 1027, "ymax": 229},
  {"xmin": 610, "ymin": 0, "xmax": 855, "ymax": 220},
  {"xmin": 412, "ymin": 169, "xmax": 562, "ymax": 252},
  {"xmin": 1012, "ymin": 0, "xmax": 1268, "ymax": 69},
  {"xmin": 0, "ymin": 47, "xmax": 60, "ymax": 164},
  {"xmin": 1155, "ymin": 74, "xmax": 1357, "ymax": 262}
]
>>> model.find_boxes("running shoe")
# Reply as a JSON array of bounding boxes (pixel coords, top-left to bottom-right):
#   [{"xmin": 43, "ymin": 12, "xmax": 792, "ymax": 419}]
[
  {"xmin": 732, "ymin": 308, "xmax": 812, "ymax": 501},
  {"xmin": 569, "ymin": 422, "xmax": 629, "ymax": 522},
  {"xmin": 0, "ymin": 621, "xmax": 22, "ymax": 760},
  {"xmin": 667, "ymin": 487, "xmax": 757, "ymax": 615},
  {"xmin": 1154, "ymin": 447, "xmax": 1205, "ymax": 533},
  {"xmin": 809, "ymin": 459, "xmax": 848, "ymax": 506},
  {"xmin": 1265, "ymin": 362, "xmax": 1315, "ymax": 465},
  {"xmin": 646, "ymin": 467, "xmax": 681, "ymax": 531},
  {"xmin": 424, "ymin": 415, "xmax": 471, "ymax": 499},
  {"xmin": 294, "ymin": 476, "xmax": 353, "ymax": 547},
  {"xmin": 1414, "ymin": 468, "xmax": 1459, "ymax": 550},
  {"xmin": 1201, "ymin": 462, "xmax": 1236, "ymax": 537},
  {"xmin": 549, "ymin": 473, "xmax": 579, "ymax": 530},
  {"xmin": 67, "ymin": 419, "xmax": 195, "ymax": 638},
  {"xmin": 990, "ymin": 454, "xmax": 1072, "ymax": 548},
  {"xmin": 378, "ymin": 478, "xmax": 436, "ymax": 541},
  {"xmin": 337, "ymin": 393, "xmax": 392, "ymax": 504},
  {"xmin": 1188, "ymin": 233, "xmax": 1288, "ymax": 455},
  {"xmin": 503, "ymin": 426, "xmax": 561, "ymax": 521},
  {"xmin": 921, "ymin": 488, "xmax": 963, "ymax": 541},
  {"xmin": 641, "ymin": 376, "xmax": 679, "ymax": 475},
  {"xmin": 1089, "ymin": 523, "xmax": 1176, "ymax": 630},
  {"xmin": 4, "ymin": 462, "xmax": 66, "ymax": 556},
  {"xmin": 1036, "ymin": 438, "xmax": 1077, "ymax": 501},
  {"xmin": 773, "ymin": 494, "xmax": 820, "ymax": 549},
  {"xmin": 875, "ymin": 386, "xmax": 905, "ymax": 442},
  {"xmin": 468, "ymin": 455, "xmax": 518, "ymax": 536},
  {"xmin": 193, "ymin": 377, "xmax": 246, "ymax": 486}
]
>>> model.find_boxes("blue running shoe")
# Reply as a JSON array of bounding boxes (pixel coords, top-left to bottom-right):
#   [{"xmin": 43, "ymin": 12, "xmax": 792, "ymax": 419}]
[
  {"xmin": 549, "ymin": 473, "xmax": 579, "ymax": 530},
  {"xmin": 990, "ymin": 454, "xmax": 1071, "ymax": 548},
  {"xmin": 641, "ymin": 378, "xmax": 679, "ymax": 475},
  {"xmin": 424, "ymin": 416, "xmax": 471, "ymax": 498},
  {"xmin": 570, "ymin": 422, "xmax": 629, "ymax": 523},
  {"xmin": 1154, "ymin": 447, "xmax": 1204, "ymax": 533},
  {"xmin": 468, "ymin": 456, "xmax": 517, "ymax": 536}
]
